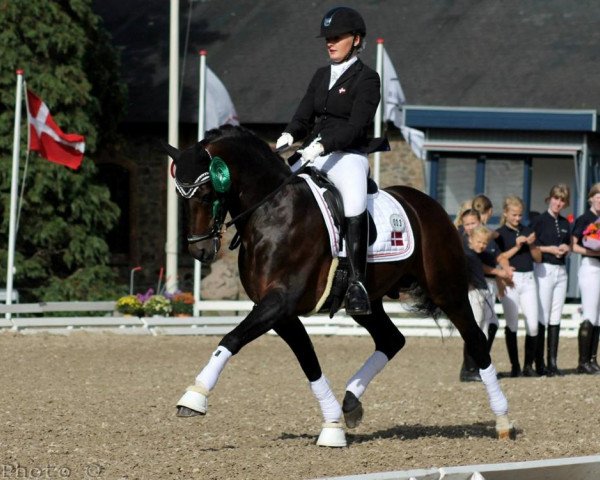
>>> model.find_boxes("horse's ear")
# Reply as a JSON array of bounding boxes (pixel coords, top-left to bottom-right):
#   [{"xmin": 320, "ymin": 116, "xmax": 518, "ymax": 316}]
[{"xmin": 161, "ymin": 140, "xmax": 181, "ymax": 162}]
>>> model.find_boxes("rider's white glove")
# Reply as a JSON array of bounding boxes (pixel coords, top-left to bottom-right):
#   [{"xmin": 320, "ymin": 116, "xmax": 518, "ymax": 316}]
[
  {"xmin": 275, "ymin": 132, "xmax": 294, "ymax": 150},
  {"xmin": 299, "ymin": 141, "xmax": 324, "ymax": 164}
]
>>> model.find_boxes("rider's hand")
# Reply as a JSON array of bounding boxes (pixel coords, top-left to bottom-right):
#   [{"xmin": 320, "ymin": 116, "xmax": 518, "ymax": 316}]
[
  {"xmin": 299, "ymin": 141, "xmax": 324, "ymax": 164},
  {"xmin": 276, "ymin": 133, "xmax": 293, "ymax": 150}
]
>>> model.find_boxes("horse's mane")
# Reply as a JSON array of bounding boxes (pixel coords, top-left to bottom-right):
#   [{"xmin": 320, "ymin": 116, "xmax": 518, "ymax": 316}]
[{"xmin": 202, "ymin": 125, "xmax": 289, "ymax": 175}]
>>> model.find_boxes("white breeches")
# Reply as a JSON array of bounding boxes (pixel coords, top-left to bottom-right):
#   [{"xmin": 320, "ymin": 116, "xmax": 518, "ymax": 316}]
[
  {"xmin": 500, "ymin": 271, "xmax": 539, "ymax": 335},
  {"xmin": 534, "ymin": 262, "xmax": 568, "ymax": 327},
  {"xmin": 469, "ymin": 288, "xmax": 497, "ymax": 337},
  {"xmin": 297, "ymin": 151, "xmax": 369, "ymax": 217},
  {"xmin": 578, "ymin": 257, "xmax": 600, "ymax": 326}
]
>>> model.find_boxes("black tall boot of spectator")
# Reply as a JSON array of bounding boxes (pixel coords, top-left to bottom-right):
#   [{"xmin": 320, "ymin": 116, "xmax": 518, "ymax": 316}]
[
  {"xmin": 577, "ymin": 320, "xmax": 596, "ymax": 374},
  {"xmin": 546, "ymin": 324, "xmax": 564, "ymax": 377},
  {"xmin": 590, "ymin": 325, "xmax": 600, "ymax": 373},
  {"xmin": 535, "ymin": 323, "xmax": 547, "ymax": 376},
  {"xmin": 522, "ymin": 334, "xmax": 539, "ymax": 377},
  {"xmin": 459, "ymin": 344, "xmax": 481, "ymax": 382},
  {"xmin": 504, "ymin": 327, "xmax": 521, "ymax": 377}
]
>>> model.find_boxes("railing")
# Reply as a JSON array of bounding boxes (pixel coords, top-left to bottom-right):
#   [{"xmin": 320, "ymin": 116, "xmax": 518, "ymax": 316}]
[{"xmin": 0, "ymin": 300, "xmax": 584, "ymax": 337}]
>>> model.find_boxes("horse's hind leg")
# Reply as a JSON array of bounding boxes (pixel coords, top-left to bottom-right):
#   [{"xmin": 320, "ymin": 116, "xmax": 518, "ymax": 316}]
[
  {"xmin": 274, "ymin": 317, "xmax": 346, "ymax": 447},
  {"xmin": 436, "ymin": 296, "xmax": 513, "ymax": 439},
  {"xmin": 343, "ymin": 298, "xmax": 406, "ymax": 428}
]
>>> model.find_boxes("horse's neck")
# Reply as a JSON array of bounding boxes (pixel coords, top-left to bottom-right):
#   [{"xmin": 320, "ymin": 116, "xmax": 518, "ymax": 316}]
[{"xmin": 231, "ymin": 167, "xmax": 289, "ymax": 216}]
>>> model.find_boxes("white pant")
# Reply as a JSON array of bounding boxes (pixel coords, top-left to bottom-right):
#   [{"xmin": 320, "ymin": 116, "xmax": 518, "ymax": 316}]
[
  {"xmin": 469, "ymin": 288, "xmax": 496, "ymax": 338},
  {"xmin": 294, "ymin": 151, "xmax": 369, "ymax": 217},
  {"xmin": 500, "ymin": 271, "xmax": 539, "ymax": 335},
  {"xmin": 534, "ymin": 262, "xmax": 568, "ymax": 327},
  {"xmin": 579, "ymin": 257, "xmax": 600, "ymax": 326}
]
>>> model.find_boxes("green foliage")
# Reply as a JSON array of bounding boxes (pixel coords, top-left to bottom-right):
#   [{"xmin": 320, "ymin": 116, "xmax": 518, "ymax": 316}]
[{"xmin": 0, "ymin": 0, "xmax": 128, "ymax": 301}]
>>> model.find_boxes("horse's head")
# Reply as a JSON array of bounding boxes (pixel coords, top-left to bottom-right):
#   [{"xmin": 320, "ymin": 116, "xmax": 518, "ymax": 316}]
[{"xmin": 164, "ymin": 141, "xmax": 231, "ymax": 264}]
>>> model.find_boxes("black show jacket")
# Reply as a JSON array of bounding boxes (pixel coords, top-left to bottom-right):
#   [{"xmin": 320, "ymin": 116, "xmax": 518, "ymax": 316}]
[{"xmin": 284, "ymin": 59, "xmax": 387, "ymax": 155}]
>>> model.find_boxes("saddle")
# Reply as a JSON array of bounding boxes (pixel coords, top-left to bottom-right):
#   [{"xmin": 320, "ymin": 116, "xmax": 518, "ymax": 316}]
[
  {"xmin": 307, "ymin": 167, "xmax": 378, "ymax": 249},
  {"xmin": 306, "ymin": 167, "xmax": 377, "ymax": 317}
]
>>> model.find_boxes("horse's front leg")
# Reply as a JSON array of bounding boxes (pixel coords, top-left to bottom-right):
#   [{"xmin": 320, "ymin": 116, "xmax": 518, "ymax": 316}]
[
  {"xmin": 343, "ymin": 298, "xmax": 405, "ymax": 428},
  {"xmin": 273, "ymin": 317, "xmax": 346, "ymax": 447},
  {"xmin": 176, "ymin": 289, "xmax": 293, "ymax": 417}
]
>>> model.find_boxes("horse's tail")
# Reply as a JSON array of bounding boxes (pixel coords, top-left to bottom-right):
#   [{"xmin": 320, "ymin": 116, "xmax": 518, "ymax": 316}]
[{"xmin": 402, "ymin": 281, "xmax": 444, "ymax": 320}]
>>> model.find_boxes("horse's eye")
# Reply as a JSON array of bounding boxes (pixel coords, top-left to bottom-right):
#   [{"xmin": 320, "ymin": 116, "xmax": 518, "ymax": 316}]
[{"xmin": 201, "ymin": 193, "xmax": 212, "ymax": 205}]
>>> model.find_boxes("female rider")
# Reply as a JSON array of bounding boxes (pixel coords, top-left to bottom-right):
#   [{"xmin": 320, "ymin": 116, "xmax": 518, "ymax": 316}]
[{"xmin": 276, "ymin": 6, "xmax": 388, "ymax": 317}]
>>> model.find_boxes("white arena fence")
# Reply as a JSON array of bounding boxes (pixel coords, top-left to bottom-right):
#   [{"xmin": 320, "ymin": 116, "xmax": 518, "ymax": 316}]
[{"xmin": 0, "ymin": 300, "xmax": 584, "ymax": 337}]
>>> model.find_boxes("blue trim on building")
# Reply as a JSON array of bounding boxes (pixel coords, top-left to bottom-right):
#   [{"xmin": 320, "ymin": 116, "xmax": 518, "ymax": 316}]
[
  {"xmin": 405, "ymin": 107, "xmax": 597, "ymax": 132},
  {"xmin": 475, "ymin": 156, "xmax": 486, "ymax": 195}
]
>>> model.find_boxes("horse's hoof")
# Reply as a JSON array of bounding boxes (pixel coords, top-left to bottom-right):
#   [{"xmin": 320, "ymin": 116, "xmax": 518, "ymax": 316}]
[
  {"xmin": 316, "ymin": 422, "xmax": 347, "ymax": 447},
  {"xmin": 176, "ymin": 385, "xmax": 208, "ymax": 416},
  {"xmin": 176, "ymin": 406, "xmax": 204, "ymax": 417},
  {"xmin": 495, "ymin": 414, "xmax": 515, "ymax": 440},
  {"xmin": 342, "ymin": 391, "xmax": 363, "ymax": 429}
]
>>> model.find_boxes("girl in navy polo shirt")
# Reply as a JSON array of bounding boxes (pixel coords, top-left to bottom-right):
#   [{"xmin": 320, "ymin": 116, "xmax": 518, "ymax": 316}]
[
  {"xmin": 496, "ymin": 196, "xmax": 542, "ymax": 377},
  {"xmin": 531, "ymin": 184, "xmax": 571, "ymax": 376},
  {"xmin": 571, "ymin": 182, "xmax": 600, "ymax": 375}
]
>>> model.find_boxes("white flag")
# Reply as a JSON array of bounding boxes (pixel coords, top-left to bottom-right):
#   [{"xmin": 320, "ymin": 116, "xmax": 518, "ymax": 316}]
[
  {"xmin": 205, "ymin": 67, "xmax": 239, "ymax": 131},
  {"xmin": 382, "ymin": 47, "xmax": 425, "ymax": 160}
]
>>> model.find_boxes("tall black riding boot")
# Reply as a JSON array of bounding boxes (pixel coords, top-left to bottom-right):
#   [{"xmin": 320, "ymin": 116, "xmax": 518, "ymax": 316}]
[
  {"xmin": 577, "ymin": 320, "xmax": 596, "ymax": 374},
  {"xmin": 505, "ymin": 328, "xmax": 521, "ymax": 377},
  {"xmin": 487, "ymin": 323, "xmax": 498, "ymax": 353},
  {"xmin": 522, "ymin": 334, "xmax": 539, "ymax": 377},
  {"xmin": 344, "ymin": 211, "xmax": 371, "ymax": 316},
  {"xmin": 459, "ymin": 344, "xmax": 482, "ymax": 382},
  {"xmin": 535, "ymin": 323, "xmax": 547, "ymax": 376},
  {"xmin": 546, "ymin": 324, "xmax": 564, "ymax": 377},
  {"xmin": 590, "ymin": 326, "xmax": 600, "ymax": 373}
]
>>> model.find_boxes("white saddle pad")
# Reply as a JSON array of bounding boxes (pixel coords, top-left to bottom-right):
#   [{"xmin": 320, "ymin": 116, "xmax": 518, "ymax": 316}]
[{"xmin": 300, "ymin": 174, "xmax": 414, "ymax": 263}]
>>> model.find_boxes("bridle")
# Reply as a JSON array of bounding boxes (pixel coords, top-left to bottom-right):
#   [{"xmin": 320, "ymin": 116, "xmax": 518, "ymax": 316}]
[
  {"xmin": 172, "ymin": 148, "xmax": 230, "ymax": 245},
  {"xmin": 173, "ymin": 147, "xmax": 309, "ymax": 251}
]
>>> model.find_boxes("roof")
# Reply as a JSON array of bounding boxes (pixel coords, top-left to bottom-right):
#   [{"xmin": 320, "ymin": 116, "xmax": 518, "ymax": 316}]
[{"xmin": 92, "ymin": 0, "xmax": 600, "ymax": 124}]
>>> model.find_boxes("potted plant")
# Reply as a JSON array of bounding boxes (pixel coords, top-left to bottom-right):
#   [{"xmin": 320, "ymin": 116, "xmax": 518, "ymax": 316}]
[
  {"xmin": 171, "ymin": 292, "xmax": 195, "ymax": 316},
  {"xmin": 115, "ymin": 295, "xmax": 143, "ymax": 316},
  {"xmin": 142, "ymin": 294, "xmax": 172, "ymax": 317}
]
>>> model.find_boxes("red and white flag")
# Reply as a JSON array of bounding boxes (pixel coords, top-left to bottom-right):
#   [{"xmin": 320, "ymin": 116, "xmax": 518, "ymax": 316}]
[{"xmin": 26, "ymin": 90, "xmax": 85, "ymax": 170}]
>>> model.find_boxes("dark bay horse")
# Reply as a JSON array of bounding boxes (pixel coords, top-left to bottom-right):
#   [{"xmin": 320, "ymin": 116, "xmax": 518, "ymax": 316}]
[{"xmin": 165, "ymin": 125, "xmax": 513, "ymax": 447}]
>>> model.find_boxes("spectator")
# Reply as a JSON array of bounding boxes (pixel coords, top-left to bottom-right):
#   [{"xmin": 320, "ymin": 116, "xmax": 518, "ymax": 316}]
[
  {"xmin": 571, "ymin": 182, "xmax": 600, "ymax": 374},
  {"xmin": 531, "ymin": 184, "xmax": 571, "ymax": 376},
  {"xmin": 496, "ymin": 196, "xmax": 542, "ymax": 377}
]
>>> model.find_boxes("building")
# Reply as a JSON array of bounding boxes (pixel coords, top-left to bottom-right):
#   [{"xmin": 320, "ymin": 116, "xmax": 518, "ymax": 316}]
[{"xmin": 93, "ymin": 1, "xmax": 600, "ymax": 296}]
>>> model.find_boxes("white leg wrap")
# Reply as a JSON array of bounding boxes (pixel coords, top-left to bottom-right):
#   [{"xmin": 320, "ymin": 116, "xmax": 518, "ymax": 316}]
[
  {"xmin": 480, "ymin": 363, "xmax": 508, "ymax": 416},
  {"xmin": 310, "ymin": 375, "xmax": 342, "ymax": 423},
  {"xmin": 346, "ymin": 351, "xmax": 389, "ymax": 399},
  {"xmin": 195, "ymin": 346, "xmax": 232, "ymax": 391}
]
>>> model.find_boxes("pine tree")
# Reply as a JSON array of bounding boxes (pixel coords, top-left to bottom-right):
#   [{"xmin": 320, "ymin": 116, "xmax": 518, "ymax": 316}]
[{"xmin": 0, "ymin": 0, "xmax": 127, "ymax": 301}]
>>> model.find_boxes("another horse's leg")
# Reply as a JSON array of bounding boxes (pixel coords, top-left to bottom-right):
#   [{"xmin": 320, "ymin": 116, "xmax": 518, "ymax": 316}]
[
  {"xmin": 343, "ymin": 298, "xmax": 406, "ymax": 428},
  {"xmin": 273, "ymin": 317, "xmax": 346, "ymax": 447},
  {"xmin": 176, "ymin": 289, "xmax": 296, "ymax": 417}
]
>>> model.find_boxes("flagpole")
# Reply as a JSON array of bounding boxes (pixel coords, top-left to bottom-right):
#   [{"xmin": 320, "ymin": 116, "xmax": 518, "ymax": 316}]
[
  {"xmin": 193, "ymin": 50, "xmax": 207, "ymax": 317},
  {"xmin": 373, "ymin": 38, "xmax": 384, "ymax": 186},
  {"xmin": 5, "ymin": 70, "xmax": 24, "ymax": 321},
  {"xmin": 166, "ymin": 0, "xmax": 180, "ymax": 293}
]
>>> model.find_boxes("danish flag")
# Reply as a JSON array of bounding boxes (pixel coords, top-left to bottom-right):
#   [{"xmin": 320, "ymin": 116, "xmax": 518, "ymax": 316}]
[
  {"xmin": 391, "ymin": 231, "xmax": 404, "ymax": 247},
  {"xmin": 26, "ymin": 89, "xmax": 85, "ymax": 170}
]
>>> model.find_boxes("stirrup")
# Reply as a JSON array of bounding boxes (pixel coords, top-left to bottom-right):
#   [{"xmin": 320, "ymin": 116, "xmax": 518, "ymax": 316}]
[{"xmin": 345, "ymin": 281, "xmax": 371, "ymax": 315}]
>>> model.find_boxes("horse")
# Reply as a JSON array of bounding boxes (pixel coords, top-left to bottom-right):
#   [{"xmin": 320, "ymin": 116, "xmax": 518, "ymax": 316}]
[{"xmin": 164, "ymin": 125, "xmax": 513, "ymax": 447}]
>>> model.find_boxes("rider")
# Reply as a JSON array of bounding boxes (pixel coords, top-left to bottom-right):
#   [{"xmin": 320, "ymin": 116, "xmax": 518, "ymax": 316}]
[{"xmin": 275, "ymin": 6, "xmax": 388, "ymax": 315}]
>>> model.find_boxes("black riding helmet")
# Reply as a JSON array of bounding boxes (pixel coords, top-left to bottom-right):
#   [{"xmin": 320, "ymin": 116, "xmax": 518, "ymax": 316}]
[{"xmin": 318, "ymin": 6, "xmax": 366, "ymax": 38}]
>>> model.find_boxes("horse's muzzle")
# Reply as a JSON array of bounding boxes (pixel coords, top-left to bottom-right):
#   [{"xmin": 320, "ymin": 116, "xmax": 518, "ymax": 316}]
[{"xmin": 188, "ymin": 237, "xmax": 220, "ymax": 263}]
